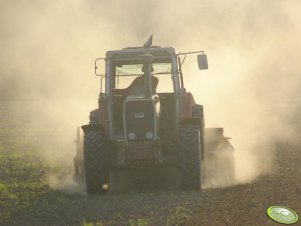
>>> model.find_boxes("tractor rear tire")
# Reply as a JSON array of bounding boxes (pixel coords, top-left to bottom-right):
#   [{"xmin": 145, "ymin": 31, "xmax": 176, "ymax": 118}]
[
  {"xmin": 192, "ymin": 104, "xmax": 207, "ymax": 186},
  {"xmin": 83, "ymin": 110, "xmax": 109, "ymax": 195},
  {"xmin": 178, "ymin": 125, "xmax": 202, "ymax": 190}
]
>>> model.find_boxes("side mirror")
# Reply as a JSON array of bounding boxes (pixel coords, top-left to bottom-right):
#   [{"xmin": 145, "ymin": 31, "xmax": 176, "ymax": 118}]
[{"xmin": 197, "ymin": 54, "xmax": 208, "ymax": 70}]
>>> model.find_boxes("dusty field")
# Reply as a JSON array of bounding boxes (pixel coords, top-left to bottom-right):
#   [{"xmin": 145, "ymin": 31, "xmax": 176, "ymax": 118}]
[{"xmin": 0, "ymin": 102, "xmax": 300, "ymax": 226}]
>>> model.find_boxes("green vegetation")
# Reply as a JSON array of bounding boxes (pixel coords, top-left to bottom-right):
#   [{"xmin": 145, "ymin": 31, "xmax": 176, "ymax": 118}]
[
  {"xmin": 166, "ymin": 206, "xmax": 189, "ymax": 226},
  {"xmin": 81, "ymin": 217, "xmax": 154, "ymax": 226},
  {"xmin": 0, "ymin": 118, "xmax": 50, "ymax": 223}
]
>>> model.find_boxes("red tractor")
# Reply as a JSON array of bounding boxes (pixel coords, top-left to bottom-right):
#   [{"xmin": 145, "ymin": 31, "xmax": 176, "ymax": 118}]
[{"xmin": 73, "ymin": 36, "xmax": 235, "ymax": 194}]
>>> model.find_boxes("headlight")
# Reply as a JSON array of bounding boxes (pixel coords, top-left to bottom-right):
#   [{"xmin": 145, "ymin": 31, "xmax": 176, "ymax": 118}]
[
  {"xmin": 128, "ymin": 132, "xmax": 136, "ymax": 140},
  {"xmin": 145, "ymin": 131, "xmax": 153, "ymax": 139}
]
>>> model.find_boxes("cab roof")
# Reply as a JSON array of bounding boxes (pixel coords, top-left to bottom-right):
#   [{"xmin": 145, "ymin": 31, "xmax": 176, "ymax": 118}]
[{"xmin": 105, "ymin": 47, "xmax": 176, "ymax": 61}]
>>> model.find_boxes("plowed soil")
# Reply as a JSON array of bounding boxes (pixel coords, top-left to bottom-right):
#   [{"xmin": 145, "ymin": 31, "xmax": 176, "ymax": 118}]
[{"xmin": 0, "ymin": 102, "xmax": 300, "ymax": 226}]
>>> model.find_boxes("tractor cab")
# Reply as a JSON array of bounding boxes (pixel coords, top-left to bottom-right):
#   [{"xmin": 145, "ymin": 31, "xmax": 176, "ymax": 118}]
[
  {"xmin": 102, "ymin": 46, "xmax": 178, "ymax": 142},
  {"xmin": 96, "ymin": 36, "xmax": 208, "ymax": 143}
]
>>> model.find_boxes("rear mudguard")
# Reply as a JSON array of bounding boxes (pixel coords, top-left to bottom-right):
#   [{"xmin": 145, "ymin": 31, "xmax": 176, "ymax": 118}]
[{"xmin": 81, "ymin": 123, "xmax": 103, "ymax": 132}]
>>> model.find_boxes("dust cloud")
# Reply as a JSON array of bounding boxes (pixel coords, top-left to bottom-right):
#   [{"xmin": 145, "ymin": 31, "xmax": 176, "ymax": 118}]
[{"xmin": 1, "ymin": 0, "xmax": 301, "ymax": 191}]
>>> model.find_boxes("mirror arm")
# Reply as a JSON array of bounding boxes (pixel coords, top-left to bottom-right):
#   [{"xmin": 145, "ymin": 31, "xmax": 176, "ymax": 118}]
[
  {"xmin": 95, "ymin": 57, "xmax": 106, "ymax": 76},
  {"xmin": 180, "ymin": 54, "xmax": 187, "ymax": 67},
  {"xmin": 178, "ymin": 56, "xmax": 185, "ymax": 89},
  {"xmin": 177, "ymin": 50, "xmax": 204, "ymax": 55},
  {"xmin": 176, "ymin": 50, "xmax": 205, "ymax": 67}
]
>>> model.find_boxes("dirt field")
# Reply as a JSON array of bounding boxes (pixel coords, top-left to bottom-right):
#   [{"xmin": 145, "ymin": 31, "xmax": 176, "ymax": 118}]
[{"xmin": 0, "ymin": 102, "xmax": 300, "ymax": 226}]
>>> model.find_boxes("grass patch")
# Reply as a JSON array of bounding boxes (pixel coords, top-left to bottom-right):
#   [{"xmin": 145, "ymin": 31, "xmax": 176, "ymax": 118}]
[
  {"xmin": 0, "ymin": 149, "xmax": 50, "ymax": 222},
  {"xmin": 166, "ymin": 206, "xmax": 189, "ymax": 226},
  {"xmin": 0, "ymin": 110, "xmax": 52, "ymax": 224}
]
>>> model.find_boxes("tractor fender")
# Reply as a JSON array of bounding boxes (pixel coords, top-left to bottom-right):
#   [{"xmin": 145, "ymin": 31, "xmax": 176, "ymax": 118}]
[
  {"xmin": 180, "ymin": 92, "xmax": 196, "ymax": 118},
  {"xmin": 81, "ymin": 123, "xmax": 103, "ymax": 132},
  {"xmin": 180, "ymin": 118, "xmax": 201, "ymax": 127},
  {"xmin": 81, "ymin": 109, "xmax": 104, "ymax": 132}
]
